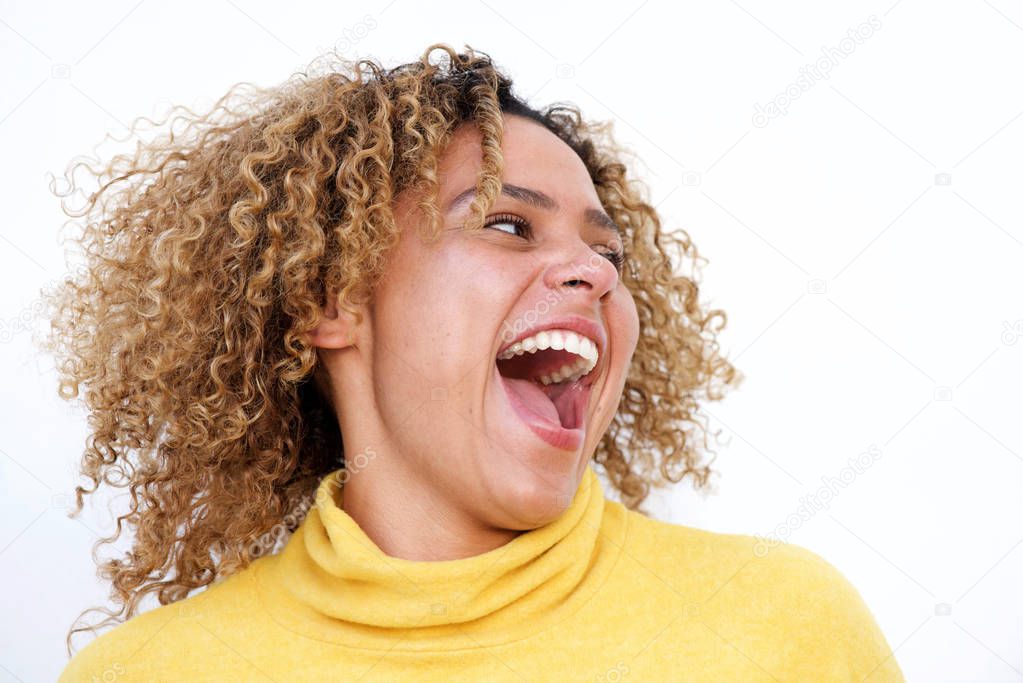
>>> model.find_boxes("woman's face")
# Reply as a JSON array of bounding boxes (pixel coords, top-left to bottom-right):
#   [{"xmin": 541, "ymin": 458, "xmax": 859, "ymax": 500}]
[{"xmin": 319, "ymin": 114, "xmax": 639, "ymax": 531}]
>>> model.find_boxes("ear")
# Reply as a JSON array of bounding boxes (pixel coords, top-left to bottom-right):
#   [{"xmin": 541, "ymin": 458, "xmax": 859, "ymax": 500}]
[{"xmin": 305, "ymin": 291, "xmax": 364, "ymax": 350}]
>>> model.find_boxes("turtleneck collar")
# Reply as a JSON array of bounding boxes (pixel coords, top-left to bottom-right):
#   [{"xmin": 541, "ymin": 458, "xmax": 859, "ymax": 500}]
[{"xmin": 253, "ymin": 463, "xmax": 628, "ymax": 651}]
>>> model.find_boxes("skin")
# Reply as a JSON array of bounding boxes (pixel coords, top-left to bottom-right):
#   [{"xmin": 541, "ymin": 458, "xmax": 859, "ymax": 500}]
[{"xmin": 306, "ymin": 114, "xmax": 640, "ymax": 561}]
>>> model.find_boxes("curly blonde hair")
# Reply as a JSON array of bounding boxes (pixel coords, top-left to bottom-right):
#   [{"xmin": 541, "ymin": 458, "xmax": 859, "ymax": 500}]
[{"xmin": 40, "ymin": 43, "xmax": 742, "ymax": 653}]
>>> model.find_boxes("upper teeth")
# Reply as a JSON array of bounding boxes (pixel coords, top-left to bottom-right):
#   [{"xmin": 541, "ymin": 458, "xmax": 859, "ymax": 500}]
[{"xmin": 497, "ymin": 329, "xmax": 599, "ymax": 385}]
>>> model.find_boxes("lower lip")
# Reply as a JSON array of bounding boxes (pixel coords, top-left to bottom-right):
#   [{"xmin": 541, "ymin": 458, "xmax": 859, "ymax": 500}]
[{"xmin": 495, "ymin": 365, "xmax": 590, "ymax": 452}]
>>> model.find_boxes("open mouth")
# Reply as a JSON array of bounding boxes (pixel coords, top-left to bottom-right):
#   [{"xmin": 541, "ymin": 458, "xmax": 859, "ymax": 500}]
[{"xmin": 494, "ymin": 329, "xmax": 601, "ymax": 450}]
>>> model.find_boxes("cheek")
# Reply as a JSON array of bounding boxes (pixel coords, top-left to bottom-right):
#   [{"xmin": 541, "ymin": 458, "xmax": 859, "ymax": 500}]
[
  {"xmin": 370, "ymin": 243, "xmax": 456, "ymax": 400},
  {"xmin": 460, "ymin": 249, "xmax": 524, "ymax": 313},
  {"xmin": 610, "ymin": 285, "xmax": 640, "ymax": 361},
  {"xmin": 373, "ymin": 237, "xmax": 517, "ymax": 381},
  {"xmin": 587, "ymin": 285, "xmax": 639, "ymax": 448},
  {"xmin": 377, "ymin": 261, "xmax": 440, "ymax": 357}
]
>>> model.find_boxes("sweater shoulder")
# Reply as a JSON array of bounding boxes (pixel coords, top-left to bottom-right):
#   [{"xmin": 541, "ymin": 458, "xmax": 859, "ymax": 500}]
[
  {"xmin": 620, "ymin": 503, "xmax": 833, "ymax": 578},
  {"xmin": 58, "ymin": 559, "xmax": 265, "ymax": 683},
  {"xmin": 610, "ymin": 504, "xmax": 905, "ymax": 680},
  {"xmin": 618, "ymin": 503, "xmax": 861, "ymax": 595}
]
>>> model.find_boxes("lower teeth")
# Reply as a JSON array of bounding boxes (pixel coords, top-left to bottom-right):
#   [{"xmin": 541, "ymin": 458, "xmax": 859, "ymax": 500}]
[{"xmin": 540, "ymin": 365, "xmax": 588, "ymax": 385}]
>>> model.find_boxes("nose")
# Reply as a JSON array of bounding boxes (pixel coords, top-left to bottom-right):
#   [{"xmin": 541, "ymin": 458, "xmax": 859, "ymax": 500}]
[{"xmin": 541, "ymin": 239, "xmax": 620, "ymax": 305}]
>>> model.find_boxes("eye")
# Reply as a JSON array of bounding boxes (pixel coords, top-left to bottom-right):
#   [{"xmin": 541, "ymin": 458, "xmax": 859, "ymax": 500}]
[
  {"xmin": 603, "ymin": 248, "xmax": 626, "ymax": 273},
  {"xmin": 483, "ymin": 213, "xmax": 531, "ymax": 238},
  {"xmin": 599, "ymin": 236, "xmax": 627, "ymax": 274},
  {"xmin": 484, "ymin": 213, "xmax": 627, "ymax": 273}
]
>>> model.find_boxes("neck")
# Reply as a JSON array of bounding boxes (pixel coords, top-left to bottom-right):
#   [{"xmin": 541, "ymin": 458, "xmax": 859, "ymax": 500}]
[
  {"xmin": 324, "ymin": 358, "xmax": 524, "ymax": 561},
  {"xmin": 339, "ymin": 461, "xmax": 523, "ymax": 561}
]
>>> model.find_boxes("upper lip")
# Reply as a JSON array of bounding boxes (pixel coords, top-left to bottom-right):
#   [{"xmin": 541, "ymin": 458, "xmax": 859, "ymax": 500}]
[{"xmin": 497, "ymin": 314, "xmax": 608, "ymax": 375}]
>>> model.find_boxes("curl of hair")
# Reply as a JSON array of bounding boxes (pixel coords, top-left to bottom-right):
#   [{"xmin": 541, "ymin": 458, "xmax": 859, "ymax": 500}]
[{"xmin": 39, "ymin": 43, "xmax": 743, "ymax": 654}]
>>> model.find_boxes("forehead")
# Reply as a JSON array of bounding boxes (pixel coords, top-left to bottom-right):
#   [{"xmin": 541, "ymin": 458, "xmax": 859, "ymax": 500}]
[{"xmin": 438, "ymin": 114, "xmax": 598, "ymax": 205}]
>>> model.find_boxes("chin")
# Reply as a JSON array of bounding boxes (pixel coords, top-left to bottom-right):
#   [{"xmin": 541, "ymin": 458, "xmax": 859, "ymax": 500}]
[{"xmin": 479, "ymin": 460, "xmax": 583, "ymax": 530}]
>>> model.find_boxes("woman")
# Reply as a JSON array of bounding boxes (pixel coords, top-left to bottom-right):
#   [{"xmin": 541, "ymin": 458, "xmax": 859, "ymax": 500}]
[{"xmin": 48, "ymin": 44, "xmax": 905, "ymax": 681}]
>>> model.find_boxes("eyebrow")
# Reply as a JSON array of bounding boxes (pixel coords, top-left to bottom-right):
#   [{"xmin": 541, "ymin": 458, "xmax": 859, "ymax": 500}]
[{"xmin": 446, "ymin": 183, "xmax": 621, "ymax": 236}]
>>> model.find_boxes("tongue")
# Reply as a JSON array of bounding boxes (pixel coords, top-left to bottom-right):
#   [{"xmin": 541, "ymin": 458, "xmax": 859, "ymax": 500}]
[{"xmin": 502, "ymin": 376, "xmax": 562, "ymax": 426}]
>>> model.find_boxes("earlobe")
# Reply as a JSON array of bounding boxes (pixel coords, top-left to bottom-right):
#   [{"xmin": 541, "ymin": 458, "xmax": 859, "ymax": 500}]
[{"xmin": 306, "ymin": 293, "xmax": 362, "ymax": 350}]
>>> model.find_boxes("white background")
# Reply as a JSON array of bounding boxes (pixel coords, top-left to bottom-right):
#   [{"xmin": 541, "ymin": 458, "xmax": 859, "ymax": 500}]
[{"xmin": 1, "ymin": 1, "xmax": 1021, "ymax": 681}]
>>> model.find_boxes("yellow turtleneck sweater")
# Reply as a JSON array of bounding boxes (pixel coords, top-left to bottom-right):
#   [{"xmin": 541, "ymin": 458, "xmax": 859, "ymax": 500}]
[{"xmin": 59, "ymin": 465, "xmax": 906, "ymax": 681}]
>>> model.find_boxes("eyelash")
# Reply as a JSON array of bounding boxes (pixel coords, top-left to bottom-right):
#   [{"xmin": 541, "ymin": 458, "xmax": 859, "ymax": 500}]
[{"xmin": 482, "ymin": 213, "xmax": 627, "ymax": 272}]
